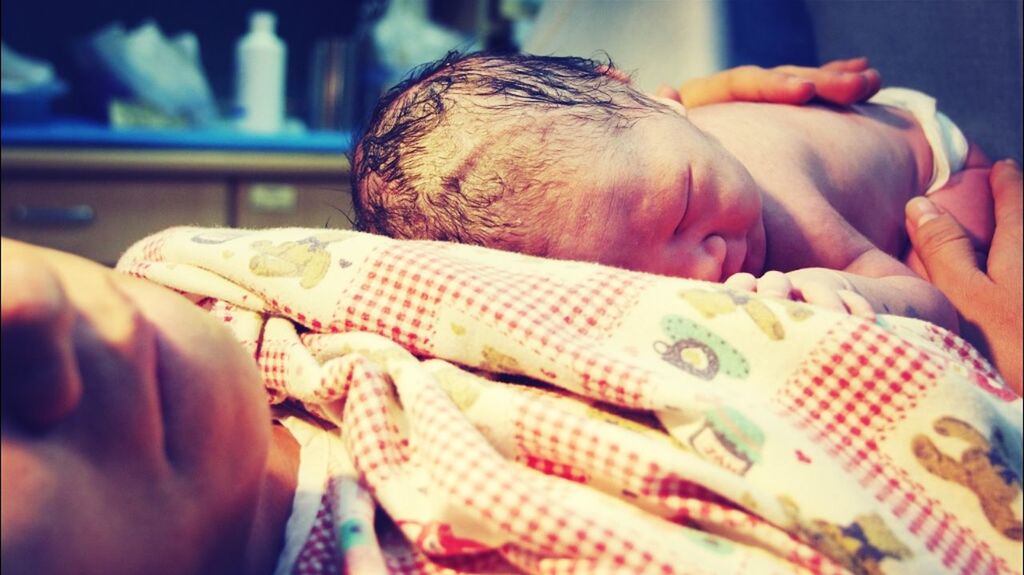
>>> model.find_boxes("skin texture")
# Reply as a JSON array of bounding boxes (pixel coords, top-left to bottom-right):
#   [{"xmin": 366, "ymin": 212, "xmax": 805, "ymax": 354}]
[
  {"xmin": 0, "ymin": 238, "xmax": 281, "ymax": 575},
  {"xmin": 905, "ymin": 160, "xmax": 1024, "ymax": 396}
]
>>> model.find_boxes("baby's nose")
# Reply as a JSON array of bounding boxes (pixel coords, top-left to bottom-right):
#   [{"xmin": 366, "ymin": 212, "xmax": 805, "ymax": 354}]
[{"xmin": 1, "ymin": 261, "xmax": 83, "ymax": 431}]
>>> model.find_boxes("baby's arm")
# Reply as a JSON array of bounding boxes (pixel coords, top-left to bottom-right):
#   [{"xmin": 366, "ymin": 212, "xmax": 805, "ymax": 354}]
[
  {"xmin": 839, "ymin": 249, "xmax": 959, "ymax": 329},
  {"xmin": 728, "ymin": 249, "xmax": 959, "ymax": 331}
]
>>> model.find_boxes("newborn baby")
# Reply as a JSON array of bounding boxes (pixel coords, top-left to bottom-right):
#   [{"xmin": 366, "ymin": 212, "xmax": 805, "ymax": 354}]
[{"xmin": 354, "ymin": 53, "xmax": 994, "ymax": 330}]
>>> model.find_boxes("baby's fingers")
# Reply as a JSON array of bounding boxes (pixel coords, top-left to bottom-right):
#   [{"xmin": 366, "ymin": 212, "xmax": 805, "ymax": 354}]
[
  {"xmin": 794, "ymin": 282, "xmax": 846, "ymax": 313},
  {"xmin": 755, "ymin": 271, "xmax": 794, "ymax": 300},
  {"xmin": 724, "ymin": 272, "xmax": 757, "ymax": 292},
  {"xmin": 837, "ymin": 289, "xmax": 876, "ymax": 320}
]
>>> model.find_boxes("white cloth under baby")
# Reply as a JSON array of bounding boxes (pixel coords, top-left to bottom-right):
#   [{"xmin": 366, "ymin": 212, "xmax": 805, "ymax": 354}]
[
  {"xmin": 869, "ymin": 87, "xmax": 969, "ymax": 194},
  {"xmin": 272, "ymin": 415, "xmax": 347, "ymax": 575}
]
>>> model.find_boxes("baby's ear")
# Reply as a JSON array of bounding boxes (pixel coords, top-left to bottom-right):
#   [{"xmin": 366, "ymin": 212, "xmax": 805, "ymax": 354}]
[{"xmin": 596, "ymin": 64, "xmax": 632, "ymax": 85}]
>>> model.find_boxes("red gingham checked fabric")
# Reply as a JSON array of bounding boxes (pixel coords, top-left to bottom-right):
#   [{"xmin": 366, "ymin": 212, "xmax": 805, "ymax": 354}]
[
  {"xmin": 780, "ymin": 322, "xmax": 1018, "ymax": 575},
  {"xmin": 339, "ymin": 243, "xmax": 659, "ymax": 409},
  {"xmin": 922, "ymin": 325, "xmax": 1012, "ymax": 398},
  {"xmin": 116, "ymin": 227, "xmax": 1023, "ymax": 575},
  {"xmin": 506, "ymin": 381, "xmax": 847, "ymax": 575},
  {"xmin": 780, "ymin": 322, "xmax": 943, "ymax": 443}
]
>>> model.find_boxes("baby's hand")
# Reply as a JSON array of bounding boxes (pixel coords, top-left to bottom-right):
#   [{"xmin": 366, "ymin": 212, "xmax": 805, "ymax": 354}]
[{"xmin": 725, "ymin": 269, "xmax": 876, "ymax": 319}]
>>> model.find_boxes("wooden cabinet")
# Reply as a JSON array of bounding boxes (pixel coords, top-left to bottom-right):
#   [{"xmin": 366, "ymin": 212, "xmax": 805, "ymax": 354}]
[
  {"xmin": 2, "ymin": 178, "xmax": 228, "ymax": 264},
  {"xmin": 235, "ymin": 179, "xmax": 354, "ymax": 230},
  {"xmin": 1, "ymin": 147, "xmax": 352, "ymax": 264}
]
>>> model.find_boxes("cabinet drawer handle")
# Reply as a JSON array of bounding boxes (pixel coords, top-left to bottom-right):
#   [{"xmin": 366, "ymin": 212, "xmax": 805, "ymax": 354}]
[{"xmin": 11, "ymin": 205, "xmax": 96, "ymax": 227}]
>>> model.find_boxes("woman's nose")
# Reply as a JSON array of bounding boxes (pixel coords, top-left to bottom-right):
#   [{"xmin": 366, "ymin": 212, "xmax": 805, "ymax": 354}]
[{"xmin": 1, "ymin": 261, "xmax": 83, "ymax": 431}]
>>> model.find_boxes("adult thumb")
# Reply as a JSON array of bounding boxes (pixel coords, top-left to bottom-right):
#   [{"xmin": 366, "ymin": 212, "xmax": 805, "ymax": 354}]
[{"xmin": 905, "ymin": 196, "xmax": 982, "ymax": 303}]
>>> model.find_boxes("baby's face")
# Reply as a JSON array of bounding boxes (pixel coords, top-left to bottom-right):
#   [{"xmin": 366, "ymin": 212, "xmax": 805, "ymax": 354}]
[
  {"xmin": 1, "ymin": 240, "xmax": 270, "ymax": 574},
  {"xmin": 548, "ymin": 102, "xmax": 765, "ymax": 281}
]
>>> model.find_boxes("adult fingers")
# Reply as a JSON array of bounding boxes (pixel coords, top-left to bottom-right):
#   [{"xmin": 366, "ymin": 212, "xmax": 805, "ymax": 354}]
[
  {"xmin": 680, "ymin": 61, "xmax": 881, "ymax": 108},
  {"xmin": 819, "ymin": 58, "xmax": 883, "ymax": 98},
  {"xmin": 772, "ymin": 64, "xmax": 879, "ymax": 105},
  {"xmin": 859, "ymin": 68, "xmax": 882, "ymax": 101},
  {"xmin": 905, "ymin": 196, "xmax": 989, "ymax": 306},
  {"xmin": 820, "ymin": 57, "xmax": 870, "ymax": 73},
  {"xmin": 680, "ymin": 66, "xmax": 814, "ymax": 108},
  {"xmin": 991, "ymin": 159, "xmax": 1022, "ymax": 213},
  {"xmin": 989, "ymin": 160, "xmax": 1023, "ymax": 257},
  {"xmin": 655, "ymin": 84, "xmax": 683, "ymax": 103}
]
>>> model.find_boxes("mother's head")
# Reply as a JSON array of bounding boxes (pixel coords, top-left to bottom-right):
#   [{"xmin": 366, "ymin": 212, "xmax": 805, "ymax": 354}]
[{"xmin": 1, "ymin": 239, "xmax": 272, "ymax": 574}]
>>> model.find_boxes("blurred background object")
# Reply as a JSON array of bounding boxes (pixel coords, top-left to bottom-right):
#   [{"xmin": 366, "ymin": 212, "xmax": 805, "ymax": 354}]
[
  {"xmin": 77, "ymin": 20, "xmax": 219, "ymax": 127},
  {"xmin": 4, "ymin": 0, "xmax": 358, "ymax": 131},
  {"xmin": 371, "ymin": 0, "xmax": 471, "ymax": 89},
  {"xmin": 804, "ymin": 0, "xmax": 1022, "ymax": 165},
  {"xmin": 1, "ymin": 42, "xmax": 68, "ymax": 124},
  {"xmin": 0, "ymin": 0, "xmax": 469, "ymax": 135},
  {"xmin": 235, "ymin": 10, "xmax": 287, "ymax": 132},
  {"xmin": 308, "ymin": 37, "xmax": 350, "ymax": 131}
]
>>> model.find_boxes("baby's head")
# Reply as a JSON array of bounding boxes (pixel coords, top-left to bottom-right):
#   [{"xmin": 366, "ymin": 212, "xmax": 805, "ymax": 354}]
[{"xmin": 354, "ymin": 52, "xmax": 765, "ymax": 281}]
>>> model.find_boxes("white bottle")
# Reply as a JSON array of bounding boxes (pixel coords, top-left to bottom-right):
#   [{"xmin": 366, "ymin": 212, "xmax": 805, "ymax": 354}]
[{"xmin": 235, "ymin": 11, "xmax": 286, "ymax": 132}]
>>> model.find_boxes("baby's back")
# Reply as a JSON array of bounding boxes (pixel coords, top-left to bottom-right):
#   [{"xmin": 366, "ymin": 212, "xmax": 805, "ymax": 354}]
[{"xmin": 689, "ymin": 101, "xmax": 932, "ymax": 271}]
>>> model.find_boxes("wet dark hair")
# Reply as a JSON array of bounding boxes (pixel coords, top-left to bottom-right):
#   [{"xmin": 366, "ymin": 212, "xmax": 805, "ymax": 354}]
[{"xmin": 352, "ymin": 51, "xmax": 663, "ymax": 253}]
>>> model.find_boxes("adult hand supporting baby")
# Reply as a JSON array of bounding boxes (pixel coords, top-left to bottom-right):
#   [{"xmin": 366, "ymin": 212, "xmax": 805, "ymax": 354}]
[
  {"xmin": 906, "ymin": 159, "xmax": 1023, "ymax": 396},
  {"xmin": 662, "ymin": 57, "xmax": 882, "ymax": 108}
]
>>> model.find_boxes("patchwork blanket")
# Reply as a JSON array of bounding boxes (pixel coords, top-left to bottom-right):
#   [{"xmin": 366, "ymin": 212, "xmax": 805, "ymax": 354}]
[{"xmin": 118, "ymin": 227, "xmax": 1023, "ymax": 575}]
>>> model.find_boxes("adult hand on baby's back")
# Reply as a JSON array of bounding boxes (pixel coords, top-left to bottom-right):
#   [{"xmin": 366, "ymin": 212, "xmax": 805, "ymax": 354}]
[
  {"xmin": 905, "ymin": 159, "xmax": 1023, "ymax": 396},
  {"xmin": 665, "ymin": 57, "xmax": 882, "ymax": 108}
]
